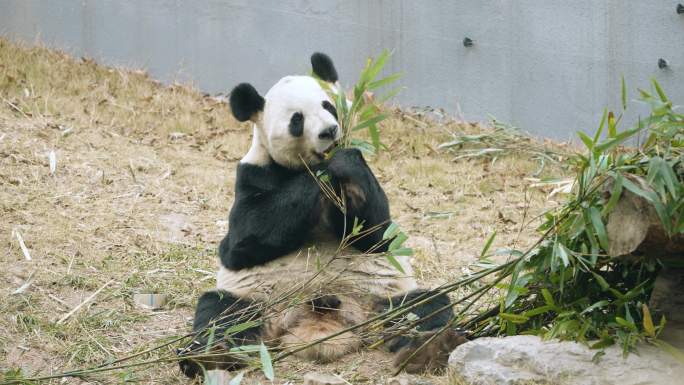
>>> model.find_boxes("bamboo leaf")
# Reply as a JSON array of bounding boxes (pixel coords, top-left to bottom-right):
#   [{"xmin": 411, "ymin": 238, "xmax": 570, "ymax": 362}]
[
  {"xmin": 480, "ymin": 231, "xmax": 497, "ymax": 259},
  {"xmin": 656, "ymin": 157, "xmax": 678, "ymax": 198},
  {"xmin": 621, "ymin": 177, "xmax": 656, "ymax": 204},
  {"xmin": 615, "ymin": 316, "xmax": 637, "ymax": 332},
  {"xmin": 658, "ymin": 315, "xmax": 667, "ymax": 335},
  {"xmin": 505, "ymin": 261, "xmax": 526, "ymax": 308},
  {"xmin": 351, "ymin": 217, "xmax": 364, "ymax": 236},
  {"xmin": 590, "ymin": 335, "xmax": 615, "ymax": 349},
  {"xmin": 382, "ymin": 222, "xmax": 400, "ymax": 240},
  {"xmin": 607, "ymin": 111, "xmax": 617, "ymax": 138},
  {"xmin": 365, "ymin": 49, "xmax": 391, "ymax": 83},
  {"xmin": 259, "ymin": 342, "xmax": 274, "ymax": 381},
  {"xmin": 592, "ymin": 272, "xmax": 610, "ymax": 291},
  {"xmin": 499, "ymin": 312, "xmax": 529, "ymax": 324},
  {"xmin": 580, "ymin": 300, "xmax": 610, "ymax": 315},
  {"xmin": 385, "ymin": 252, "xmax": 407, "ymax": 274},
  {"xmin": 594, "ymin": 127, "xmax": 640, "ymax": 153},
  {"xmin": 349, "ymin": 139, "xmax": 376, "ymax": 155},
  {"xmin": 588, "ymin": 207, "xmax": 610, "ymax": 252},
  {"xmin": 556, "ymin": 242, "xmax": 572, "ymax": 267},
  {"xmin": 602, "ymin": 173, "xmax": 624, "ymax": 216},
  {"xmin": 352, "ymin": 114, "xmax": 388, "ymax": 132},
  {"xmin": 542, "ymin": 288, "xmax": 556, "ymax": 307},
  {"xmin": 390, "ymin": 247, "xmax": 413, "ymax": 257},
  {"xmin": 229, "ymin": 345, "xmax": 261, "ymax": 353},
  {"xmin": 622, "ymin": 177, "xmax": 673, "ymax": 233},
  {"xmin": 642, "ymin": 303, "xmax": 656, "ymax": 338},
  {"xmin": 523, "ymin": 305, "xmax": 554, "ymax": 317},
  {"xmin": 205, "ymin": 327, "xmax": 216, "ymax": 353},
  {"xmin": 577, "ymin": 131, "xmax": 594, "ymax": 150},
  {"xmin": 388, "ymin": 232, "xmax": 408, "ymax": 251},
  {"xmin": 359, "ymin": 103, "xmax": 379, "ymax": 120},
  {"xmin": 368, "ymin": 124, "xmax": 381, "ymax": 151},
  {"xmin": 368, "ymin": 73, "xmax": 401, "ymax": 90},
  {"xmin": 652, "ymin": 78, "xmax": 669, "ymax": 103},
  {"xmin": 223, "ymin": 321, "xmax": 260, "ymax": 337},
  {"xmin": 593, "ymin": 108, "xmax": 608, "ymax": 143}
]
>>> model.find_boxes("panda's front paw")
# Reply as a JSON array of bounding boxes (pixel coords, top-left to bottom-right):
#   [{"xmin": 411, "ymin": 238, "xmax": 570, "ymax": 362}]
[
  {"xmin": 329, "ymin": 148, "xmax": 370, "ymax": 200},
  {"xmin": 177, "ymin": 339, "xmax": 249, "ymax": 378},
  {"xmin": 327, "ymin": 148, "xmax": 367, "ymax": 181}
]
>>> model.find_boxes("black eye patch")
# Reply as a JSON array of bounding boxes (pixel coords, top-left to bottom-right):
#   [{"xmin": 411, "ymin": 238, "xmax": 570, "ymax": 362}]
[
  {"xmin": 288, "ymin": 112, "xmax": 304, "ymax": 137},
  {"xmin": 322, "ymin": 100, "xmax": 338, "ymax": 121}
]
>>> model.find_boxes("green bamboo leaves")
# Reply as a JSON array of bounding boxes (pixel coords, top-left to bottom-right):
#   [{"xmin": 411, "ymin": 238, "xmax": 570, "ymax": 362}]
[
  {"xmin": 382, "ymin": 222, "xmax": 412, "ymax": 274},
  {"xmin": 481, "ymin": 78, "xmax": 683, "ymax": 355},
  {"xmin": 316, "ymin": 50, "xmax": 401, "ymax": 155},
  {"xmin": 259, "ymin": 343, "xmax": 274, "ymax": 381}
]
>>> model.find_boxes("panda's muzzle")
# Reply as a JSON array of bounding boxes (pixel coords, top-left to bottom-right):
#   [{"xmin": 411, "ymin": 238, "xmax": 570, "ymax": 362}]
[
  {"xmin": 315, "ymin": 133, "xmax": 339, "ymax": 160},
  {"xmin": 313, "ymin": 146, "xmax": 335, "ymax": 162}
]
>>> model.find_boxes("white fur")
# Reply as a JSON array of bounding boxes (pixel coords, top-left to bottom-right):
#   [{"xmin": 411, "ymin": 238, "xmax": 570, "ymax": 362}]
[
  {"xmin": 241, "ymin": 76, "xmax": 341, "ymax": 169},
  {"xmin": 216, "ymin": 236, "xmax": 417, "ymax": 301},
  {"xmin": 223, "ymin": 71, "xmax": 417, "ymax": 361},
  {"xmin": 240, "ymin": 122, "xmax": 270, "ymax": 166},
  {"xmin": 229, "ymin": 75, "xmax": 417, "ymax": 300}
]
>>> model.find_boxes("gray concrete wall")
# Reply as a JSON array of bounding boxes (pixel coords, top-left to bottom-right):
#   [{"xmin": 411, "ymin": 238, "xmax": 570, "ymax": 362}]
[{"xmin": 1, "ymin": 0, "xmax": 683, "ymax": 139}]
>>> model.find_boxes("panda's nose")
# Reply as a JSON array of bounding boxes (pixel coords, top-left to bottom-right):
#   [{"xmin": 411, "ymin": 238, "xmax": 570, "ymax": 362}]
[{"xmin": 318, "ymin": 125, "xmax": 338, "ymax": 140}]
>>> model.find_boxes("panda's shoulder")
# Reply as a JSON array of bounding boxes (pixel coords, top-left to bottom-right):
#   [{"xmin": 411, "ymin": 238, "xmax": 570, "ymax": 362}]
[{"xmin": 235, "ymin": 161, "xmax": 295, "ymax": 193}]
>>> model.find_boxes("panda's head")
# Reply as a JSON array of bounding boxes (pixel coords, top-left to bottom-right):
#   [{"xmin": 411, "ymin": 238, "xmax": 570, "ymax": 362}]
[{"xmin": 230, "ymin": 53, "xmax": 342, "ymax": 169}]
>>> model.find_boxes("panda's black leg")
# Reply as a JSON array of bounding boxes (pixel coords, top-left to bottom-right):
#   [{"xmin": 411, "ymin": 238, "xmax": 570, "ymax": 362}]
[
  {"xmin": 178, "ymin": 290, "xmax": 262, "ymax": 378},
  {"xmin": 310, "ymin": 294, "xmax": 342, "ymax": 313},
  {"xmin": 375, "ymin": 289, "xmax": 453, "ymax": 349},
  {"xmin": 374, "ymin": 289, "xmax": 468, "ymax": 373}
]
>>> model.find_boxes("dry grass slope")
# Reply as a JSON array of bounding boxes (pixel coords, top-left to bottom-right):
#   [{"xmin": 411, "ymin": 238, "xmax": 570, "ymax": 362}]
[{"xmin": 0, "ymin": 38, "xmax": 567, "ymax": 384}]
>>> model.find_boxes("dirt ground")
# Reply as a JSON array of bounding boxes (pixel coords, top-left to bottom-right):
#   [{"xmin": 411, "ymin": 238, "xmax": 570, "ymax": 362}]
[{"xmin": 0, "ymin": 39, "xmax": 569, "ymax": 384}]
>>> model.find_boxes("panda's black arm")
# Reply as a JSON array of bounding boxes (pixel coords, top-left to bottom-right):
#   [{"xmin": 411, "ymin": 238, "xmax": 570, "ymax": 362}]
[
  {"xmin": 219, "ymin": 163, "xmax": 323, "ymax": 270},
  {"xmin": 327, "ymin": 148, "xmax": 392, "ymax": 253}
]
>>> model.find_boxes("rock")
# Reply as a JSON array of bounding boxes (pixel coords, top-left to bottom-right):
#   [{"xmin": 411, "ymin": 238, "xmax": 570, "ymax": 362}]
[
  {"xmin": 386, "ymin": 374, "xmax": 434, "ymax": 385},
  {"xmin": 133, "ymin": 293, "xmax": 167, "ymax": 310},
  {"xmin": 448, "ymin": 335, "xmax": 684, "ymax": 385},
  {"xmin": 303, "ymin": 372, "xmax": 346, "ymax": 385},
  {"xmin": 604, "ymin": 175, "xmax": 684, "ymax": 261}
]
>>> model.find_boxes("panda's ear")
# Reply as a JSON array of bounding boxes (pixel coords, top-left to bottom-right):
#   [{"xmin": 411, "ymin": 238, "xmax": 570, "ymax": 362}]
[
  {"xmin": 311, "ymin": 52, "xmax": 339, "ymax": 83},
  {"xmin": 229, "ymin": 83, "xmax": 265, "ymax": 122}
]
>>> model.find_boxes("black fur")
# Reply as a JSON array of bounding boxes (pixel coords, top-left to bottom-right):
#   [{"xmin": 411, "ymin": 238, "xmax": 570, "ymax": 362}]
[
  {"xmin": 311, "ymin": 294, "xmax": 342, "ymax": 313},
  {"xmin": 219, "ymin": 148, "xmax": 392, "ymax": 271},
  {"xmin": 318, "ymin": 125, "xmax": 338, "ymax": 140},
  {"xmin": 178, "ymin": 290, "xmax": 262, "ymax": 378},
  {"xmin": 327, "ymin": 148, "xmax": 392, "ymax": 252},
  {"xmin": 311, "ymin": 52, "xmax": 339, "ymax": 83},
  {"xmin": 229, "ymin": 83, "xmax": 265, "ymax": 122},
  {"xmin": 288, "ymin": 111, "xmax": 304, "ymax": 137},
  {"xmin": 322, "ymin": 100, "xmax": 338, "ymax": 120},
  {"xmin": 185, "ymin": 147, "xmax": 457, "ymax": 375},
  {"xmin": 374, "ymin": 289, "xmax": 453, "ymax": 353},
  {"xmin": 219, "ymin": 161, "xmax": 326, "ymax": 270},
  {"xmin": 183, "ymin": 54, "xmax": 462, "ymax": 376}
]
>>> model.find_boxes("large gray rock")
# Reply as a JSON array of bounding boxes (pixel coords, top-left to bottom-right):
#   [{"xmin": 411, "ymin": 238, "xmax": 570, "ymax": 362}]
[{"xmin": 448, "ymin": 335, "xmax": 684, "ymax": 385}]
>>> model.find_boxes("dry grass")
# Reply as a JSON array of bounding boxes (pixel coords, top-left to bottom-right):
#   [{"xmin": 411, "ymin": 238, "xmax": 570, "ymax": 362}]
[{"xmin": 0, "ymin": 38, "xmax": 569, "ymax": 384}]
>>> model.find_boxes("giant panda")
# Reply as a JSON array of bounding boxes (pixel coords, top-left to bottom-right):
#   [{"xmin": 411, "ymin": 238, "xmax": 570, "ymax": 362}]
[{"xmin": 178, "ymin": 53, "xmax": 465, "ymax": 378}]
